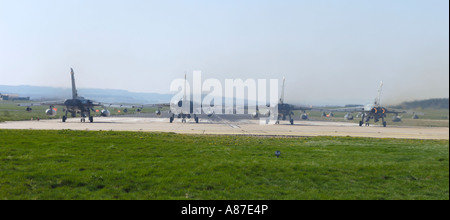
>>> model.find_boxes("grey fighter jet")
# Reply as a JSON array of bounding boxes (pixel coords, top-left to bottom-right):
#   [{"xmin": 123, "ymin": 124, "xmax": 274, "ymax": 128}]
[
  {"xmin": 18, "ymin": 68, "xmax": 136, "ymax": 123},
  {"xmin": 168, "ymin": 73, "xmax": 200, "ymax": 123},
  {"xmin": 329, "ymin": 81, "xmax": 407, "ymax": 127},
  {"xmin": 252, "ymin": 77, "xmax": 313, "ymax": 125}
]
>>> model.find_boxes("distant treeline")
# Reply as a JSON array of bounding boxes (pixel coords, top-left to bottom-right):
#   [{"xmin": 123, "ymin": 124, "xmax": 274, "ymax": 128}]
[{"xmin": 393, "ymin": 98, "xmax": 449, "ymax": 109}]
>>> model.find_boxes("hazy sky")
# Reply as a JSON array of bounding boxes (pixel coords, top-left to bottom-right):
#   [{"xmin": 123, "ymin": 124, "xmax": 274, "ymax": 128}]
[{"xmin": 0, "ymin": 0, "xmax": 448, "ymax": 105}]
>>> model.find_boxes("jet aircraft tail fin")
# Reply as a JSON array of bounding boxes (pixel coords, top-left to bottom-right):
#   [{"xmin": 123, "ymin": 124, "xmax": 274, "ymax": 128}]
[
  {"xmin": 71, "ymin": 68, "xmax": 79, "ymax": 99},
  {"xmin": 279, "ymin": 77, "xmax": 285, "ymax": 104},
  {"xmin": 183, "ymin": 72, "xmax": 187, "ymax": 102},
  {"xmin": 374, "ymin": 81, "xmax": 383, "ymax": 106}
]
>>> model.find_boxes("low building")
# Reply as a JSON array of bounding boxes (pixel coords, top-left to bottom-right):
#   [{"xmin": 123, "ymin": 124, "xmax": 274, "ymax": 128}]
[{"xmin": 0, "ymin": 93, "xmax": 30, "ymax": 101}]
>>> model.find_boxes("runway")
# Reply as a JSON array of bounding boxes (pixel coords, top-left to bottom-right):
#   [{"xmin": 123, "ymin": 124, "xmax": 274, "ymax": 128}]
[{"xmin": 0, "ymin": 116, "xmax": 448, "ymax": 140}]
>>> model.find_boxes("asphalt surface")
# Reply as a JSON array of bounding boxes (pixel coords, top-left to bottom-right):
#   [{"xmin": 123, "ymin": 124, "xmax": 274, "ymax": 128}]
[{"xmin": 1, "ymin": 114, "xmax": 448, "ymax": 140}]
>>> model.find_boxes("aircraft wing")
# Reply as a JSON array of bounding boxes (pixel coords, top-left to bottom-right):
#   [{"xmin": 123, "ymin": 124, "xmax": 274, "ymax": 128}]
[
  {"xmin": 327, "ymin": 106, "xmax": 367, "ymax": 113},
  {"xmin": 100, "ymin": 103, "xmax": 147, "ymax": 109},
  {"xmin": 129, "ymin": 103, "xmax": 171, "ymax": 110},
  {"xmin": 385, "ymin": 109, "xmax": 426, "ymax": 116},
  {"xmin": 140, "ymin": 103, "xmax": 171, "ymax": 108},
  {"xmin": 291, "ymin": 104, "xmax": 313, "ymax": 111},
  {"xmin": 18, "ymin": 101, "xmax": 129, "ymax": 108},
  {"xmin": 17, "ymin": 101, "xmax": 66, "ymax": 107},
  {"xmin": 406, "ymin": 111, "xmax": 425, "ymax": 116},
  {"xmin": 385, "ymin": 109, "xmax": 407, "ymax": 114},
  {"xmin": 328, "ymin": 106, "xmax": 412, "ymax": 115}
]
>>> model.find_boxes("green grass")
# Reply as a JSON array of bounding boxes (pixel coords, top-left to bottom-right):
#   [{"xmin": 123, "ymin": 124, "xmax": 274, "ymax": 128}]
[
  {"xmin": 0, "ymin": 101, "xmax": 160, "ymax": 122},
  {"xmin": 0, "ymin": 129, "xmax": 448, "ymax": 200}
]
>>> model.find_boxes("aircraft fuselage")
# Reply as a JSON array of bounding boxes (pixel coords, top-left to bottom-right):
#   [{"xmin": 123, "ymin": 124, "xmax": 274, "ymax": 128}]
[
  {"xmin": 360, "ymin": 104, "xmax": 388, "ymax": 126},
  {"xmin": 63, "ymin": 98, "xmax": 95, "ymax": 117}
]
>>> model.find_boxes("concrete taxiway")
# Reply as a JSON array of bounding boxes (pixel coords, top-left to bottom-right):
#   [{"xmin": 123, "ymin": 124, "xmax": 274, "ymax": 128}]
[{"xmin": 0, "ymin": 116, "xmax": 448, "ymax": 140}]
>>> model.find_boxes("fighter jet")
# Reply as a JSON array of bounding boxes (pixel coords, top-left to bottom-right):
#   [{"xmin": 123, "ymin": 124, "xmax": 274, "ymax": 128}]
[
  {"xmin": 252, "ymin": 77, "xmax": 313, "ymax": 125},
  {"xmin": 276, "ymin": 78, "xmax": 314, "ymax": 124},
  {"xmin": 18, "ymin": 68, "xmax": 135, "ymax": 123},
  {"xmin": 329, "ymin": 81, "xmax": 407, "ymax": 127},
  {"xmin": 168, "ymin": 73, "xmax": 200, "ymax": 123}
]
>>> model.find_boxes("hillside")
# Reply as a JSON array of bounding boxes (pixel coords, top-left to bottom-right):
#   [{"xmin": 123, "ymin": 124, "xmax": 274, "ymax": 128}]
[
  {"xmin": 0, "ymin": 85, "xmax": 172, "ymax": 104},
  {"xmin": 393, "ymin": 98, "xmax": 449, "ymax": 110}
]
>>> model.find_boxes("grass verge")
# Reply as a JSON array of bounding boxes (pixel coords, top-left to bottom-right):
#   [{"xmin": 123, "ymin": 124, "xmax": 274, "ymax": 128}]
[{"xmin": 0, "ymin": 129, "xmax": 448, "ymax": 200}]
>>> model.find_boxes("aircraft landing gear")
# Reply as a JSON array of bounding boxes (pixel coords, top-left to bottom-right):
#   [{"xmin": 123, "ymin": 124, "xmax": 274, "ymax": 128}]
[
  {"xmin": 366, "ymin": 117, "xmax": 371, "ymax": 126},
  {"xmin": 87, "ymin": 110, "xmax": 93, "ymax": 123},
  {"xmin": 360, "ymin": 114, "xmax": 370, "ymax": 126},
  {"xmin": 194, "ymin": 115, "xmax": 199, "ymax": 123},
  {"xmin": 382, "ymin": 117, "xmax": 387, "ymax": 127},
  {"xmin": 63, "ymin": 111, "xmax": 68, "ymax": 123},
  {"xmin": 79, "ymin": 110, "xmax": 93, "ymax": 123}
]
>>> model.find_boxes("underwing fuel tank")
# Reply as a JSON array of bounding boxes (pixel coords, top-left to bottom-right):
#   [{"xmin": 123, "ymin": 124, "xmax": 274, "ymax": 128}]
[
  {"xmin": 101, "ymin": 109, "xmax": 111, "ymax": 117},
  {"xmin": 45, "ymin": 108, "xmax": 57, "ymax": 116}
]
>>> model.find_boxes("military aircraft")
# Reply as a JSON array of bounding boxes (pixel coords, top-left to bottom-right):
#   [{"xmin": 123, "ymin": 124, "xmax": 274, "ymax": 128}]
[
  {"xmin": 329, "ymin": 81, "xmax": 407, "ymax": 127},
  {"xmin": 276, "ymin": 78, "xmax": 314, "ymax": 124},
  {"xmin": 168, "ymin": 73, "xmax": 200, "ymax": 123},
  {"xmin": 167, "ymin": 75, "xmax": 316, "ymax": 125},
  {"xmin": 252, "ymin": 77, "xmax": 313, "ymax": 125},
  {"xmin": 18, "ymin": 68, "xmax": 135, "ymax": 123}
]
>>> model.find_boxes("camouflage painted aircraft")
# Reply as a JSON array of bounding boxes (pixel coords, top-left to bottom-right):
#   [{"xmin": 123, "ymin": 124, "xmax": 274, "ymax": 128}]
[
  {"xmin": 329, "ymin": 81, "xmax": 409, "ymax": 127},
  {"xmin": 18, "ymin": 68, "xmax": 137, "ymax": 123}
]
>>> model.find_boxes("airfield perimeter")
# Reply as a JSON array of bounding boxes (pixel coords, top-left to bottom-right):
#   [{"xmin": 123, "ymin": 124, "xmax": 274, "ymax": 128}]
[{"xmin": 0, "ymin": 116, "xmax": 448, "ymax": 140}]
